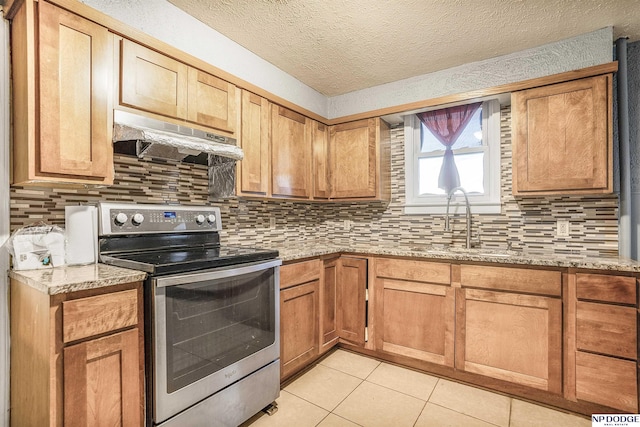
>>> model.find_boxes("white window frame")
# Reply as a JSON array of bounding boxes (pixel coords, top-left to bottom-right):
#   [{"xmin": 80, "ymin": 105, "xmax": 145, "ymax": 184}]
[{"xmin": 404, "ymin": 99, "xmax": 501, "ymax": 215}]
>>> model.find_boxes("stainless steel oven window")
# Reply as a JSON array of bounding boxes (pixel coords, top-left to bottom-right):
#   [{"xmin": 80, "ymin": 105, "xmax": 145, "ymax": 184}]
[
  {"xmin": 152, "ymin": 259, "xmax": 281, "ymax": 424},
  {"xmin": 165, "ymin": 268, "xmax": 276, "ymax": 392}
]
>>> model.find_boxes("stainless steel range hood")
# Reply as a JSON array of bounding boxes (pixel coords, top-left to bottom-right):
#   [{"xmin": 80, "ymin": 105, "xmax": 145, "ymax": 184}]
[{"xmin": 112, "ymin": 110, "xmax": 243, "ymax": 162}]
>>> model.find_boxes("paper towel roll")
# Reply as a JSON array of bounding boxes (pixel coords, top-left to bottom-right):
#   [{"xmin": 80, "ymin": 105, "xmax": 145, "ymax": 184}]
[{"xmin": 65, "ymin": 205, "xmax": 98, "ymax": 265}]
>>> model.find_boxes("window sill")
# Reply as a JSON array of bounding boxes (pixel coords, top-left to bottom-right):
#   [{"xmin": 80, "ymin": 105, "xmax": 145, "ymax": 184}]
[{"xmin": 404, "ymin": 202, "xmax": 501, "ymax": 215}]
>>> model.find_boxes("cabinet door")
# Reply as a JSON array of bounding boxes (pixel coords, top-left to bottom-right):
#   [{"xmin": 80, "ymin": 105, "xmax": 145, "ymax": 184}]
[
  {"xmin": 312, "ymin": 121, "xmax": 331, "ymax": 199},
  {"xmin": 337, "ymin": 257, "xmax": 367, "ymax": 346},
  {"xmin": 512, "ymin": 75, "xmax": 612, "ymax": 195},
  {"xmin": 330, "ymin": 118, "xmax": 377, "ymax": 198},
  {"xmin": 237, "ymin": 91, "xmax": 270, "ymax": 196},
  {"xmin": 187, "ymin": 68, "xmax": 237, "ymax": 134},
  {"xmin": 456, "ymin": 289, "xmax": 562, "ymax": 394},
  {"xmin": 120, "ymin": 39, "xmax": 188, "ymax": 119},
  {"xmin": 280, "ymin": 280, "xmax": 319, "ymax": 380},
  {"xmin": 38, "ymin": 1, "xmax": 113, "ymax": 181},
  {"xmin": 576, "ymin": 352, "xmax": 638, "ymax": 413},
  {"xmin": 271, "ymin": 105, "xmax": 311, "ymax": 198},
  {"xmin": 64, "ymin": 328, "xmax": 142, "ymax": 427},
  {"xmin": 373, "ymin": 259, "xmax": 454, "ymax": 367},
  {"xmin": 320, "ymin": 258, "xmax": 339, "ymax": 353}
]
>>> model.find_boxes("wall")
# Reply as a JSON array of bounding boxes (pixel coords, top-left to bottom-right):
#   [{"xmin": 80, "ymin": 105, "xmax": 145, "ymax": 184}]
[
  {"xmin": 630, "ymin": 41, "xmax": 640, "ymax": 258},
  {"xmin": 10, "ymin": 106, "xmax": 619, "ymax": 257},
  {"xmin": 81, "ymin": 0, "xmax": 613, "ymax": 120}
]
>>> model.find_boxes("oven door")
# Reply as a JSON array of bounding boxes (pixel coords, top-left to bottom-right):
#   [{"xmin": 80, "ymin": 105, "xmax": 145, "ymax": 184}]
[{"xmin": 151, "ymin": 259, "xmax": 281, "ymax": 424}]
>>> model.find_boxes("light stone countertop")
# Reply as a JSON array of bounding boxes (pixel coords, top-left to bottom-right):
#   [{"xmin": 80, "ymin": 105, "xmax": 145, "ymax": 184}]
[
  {"xmin": 9, "ymin": 263, "xmax": 147, "ymax": 295},
  {"xmin": 271, "ymin": 241, "xmax": 640, "ymax": 273},
  {"xmin": 10, "ymin": 242, "xmax": 640, "ymax": 295}
]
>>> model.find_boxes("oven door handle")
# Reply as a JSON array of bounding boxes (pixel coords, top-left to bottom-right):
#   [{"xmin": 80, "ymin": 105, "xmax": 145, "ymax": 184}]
[{"xmin": 153, "ymin": 259, "xmax": 282, "ymax": 288}]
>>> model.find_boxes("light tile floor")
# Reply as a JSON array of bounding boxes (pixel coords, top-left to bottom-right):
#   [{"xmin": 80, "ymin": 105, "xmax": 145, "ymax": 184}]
[{"xmin": 242, "ymin": 349, "xmax": 591, "ymax": 427}]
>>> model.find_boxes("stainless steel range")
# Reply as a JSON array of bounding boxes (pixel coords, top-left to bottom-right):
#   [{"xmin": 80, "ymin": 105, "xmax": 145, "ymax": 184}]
[{"xmin": 97, "ymin": 202, "xmax": 281, "ymax": 427}]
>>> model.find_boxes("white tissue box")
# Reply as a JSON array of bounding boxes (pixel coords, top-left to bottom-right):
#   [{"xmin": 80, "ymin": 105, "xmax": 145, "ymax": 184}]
[{"xmin": 12, "ymin": 231, "xmax": 65, "ymax": 270}]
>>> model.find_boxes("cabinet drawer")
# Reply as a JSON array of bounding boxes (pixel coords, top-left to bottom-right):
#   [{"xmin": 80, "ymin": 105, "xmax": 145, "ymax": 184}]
[
  {"xmin": 576, "ymin": 273, "xmax": 637, "ymax": 305},
  {"xmin": 576, "ymin": 351, "xmax": 638, "ymax": 412},
  {"xmin": 576, "ymin": 301, "xmax": 637, "ymax": 359},
  {"xmin": 280, "ymin": 259, "xmax": 321, "ymax": 289},
  {"xmin": 460, "ymin": 265, "xmax": 561, "ymax": 296},
  {"xmin": 62, "ymin": 289, "xmax": 138, "ymax": 343},
  {"xmin": 375, "ymin": 258, "xmax": 450, "ymax": 285}
]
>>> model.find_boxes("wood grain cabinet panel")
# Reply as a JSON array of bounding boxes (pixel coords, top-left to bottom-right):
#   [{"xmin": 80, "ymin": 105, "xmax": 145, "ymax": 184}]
[
  {"xmin": 320, "ymin": 258, "xmax": 339, "ymax": 353},
  {"xmin": 120, "ymin": 39, "xmax": 188, "ymax": 119},
  {"xmin": 63, "ymin": 329, "xmax": 141, "ymax": 427},
  {"xmin": 576, "ymin": 301, "xmax": 637, "ymax": 359},
  {"xmin": 337, "ymin": 257, "xmax": 367, "ymax": 346},
  {"xmin": 576, "ymin": 352, "xmax": 638, "ymax": 413},
  {"xmin": 312, "ymin": 121, "xmax": 331, "ymax": 199},
  {"xmin": 329, "ymin": 118, "xmax": 390, "ymax": 200},
  {"xmin": 187, "ymin": 67, "xmax": 237, "ymax": 134},
  {"xmin": 11, "ymin": 0, "xmax": 114, "ymax": 185},
  {"xmin": 568, "ymin": 271, "xmax": 639, "ymax": 412},
  {"xmin": 280, "ymin": 259, "xmax": 321, "ymax": 290},
  {"xmin": 372, "ymin": 258, "xmax": 454, "ymax": 366},
  {"xmin": 576, "ymin": 273, "xmax": 637, "ymax": 304},
  {"xmin": 280, "ymin": 280, "xmax": 319, "ymax": 380},
  {"xmin": 460, "ymin": 264, "xmax": 561, "ymax": 296},
  {"xmin": 455, "ymin": 289, "xmax": 562, "ymax": 394},
  {"xmin": 237, "ymin": 90, "xmax": 270, "ymax": 196},
  {"xmin": 512, "ymin": 74, "xmax": 612, "ymax": 195},
  {"xmin": 10, "ymin": 279, "xmax": 144, "ymax": 427},
  {"xmin": 271, "ymin": 105, "xmax": 311, "ymax": 198},
  {"xmin": 62, "ymin": 289, "xmax": 138, "ymax": 343}
]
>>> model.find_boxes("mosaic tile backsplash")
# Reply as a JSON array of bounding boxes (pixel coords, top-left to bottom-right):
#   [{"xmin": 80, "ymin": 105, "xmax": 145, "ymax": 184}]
[{"xmin": 9, "ymin": 106, "xmax": 619, "ymax": 257}]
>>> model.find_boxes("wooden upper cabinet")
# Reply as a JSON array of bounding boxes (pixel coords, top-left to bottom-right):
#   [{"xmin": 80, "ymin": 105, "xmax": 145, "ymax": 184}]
[
  {"xmin": 187, "ymin": 67, "xmax": 238, "ymax": 134},
  {"xmin": 329, "ymin": 118, "xmax": 390, "ymax": 200},
  {"xmin": 271, "ymin": 105, "xmax": 311, "ymax": 198},
  {"xmin": 11, "ymin": 0, "xmax": 114, "ymax": 185},
  {"xmin": 237, "ymin": 91, "xmax": 270, "ymax": 196},
  {"xmin": 119, "ymin": 39, "xmax": 239, "ymax": 137},
  {"xmin": 312, "ymin": 121, "xmax": 331, "ymax": 199},
  {"xmin": 512, "ymin": 74, "xmax": 613, "ymax": 195},
  {"xmin": 120, "ymin": 39, "xmax": 188, "ymax": 119}
]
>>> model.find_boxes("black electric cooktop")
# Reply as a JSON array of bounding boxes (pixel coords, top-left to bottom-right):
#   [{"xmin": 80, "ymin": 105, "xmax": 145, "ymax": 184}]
[{"xmin": 101, "ymin": 245, "xmax": 279, "ymax": 276}]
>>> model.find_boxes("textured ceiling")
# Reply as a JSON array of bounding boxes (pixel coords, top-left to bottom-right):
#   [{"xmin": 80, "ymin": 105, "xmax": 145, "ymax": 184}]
[{"xmin": 168, "ymin": 0, "xmax": 640, "ymax": 97}]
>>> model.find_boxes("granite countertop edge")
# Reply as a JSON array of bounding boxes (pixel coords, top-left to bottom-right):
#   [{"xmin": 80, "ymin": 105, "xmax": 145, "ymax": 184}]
[
  {"xmin": 275, "ymin": 243, "xmax": 640, "ymax": 273},
  {"xmin": 9, "ymin": 263, "xmax": 148, "ymax": 295},
  {"xmin": 10, "ymin": 243, "xmax": 640, "ymax": 295}
]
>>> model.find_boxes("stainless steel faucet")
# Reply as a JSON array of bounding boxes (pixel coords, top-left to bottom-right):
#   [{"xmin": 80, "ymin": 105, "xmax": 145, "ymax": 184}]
[{"xmin": 444, "ymin": 186, "xmax": 472, "ymax": 249}]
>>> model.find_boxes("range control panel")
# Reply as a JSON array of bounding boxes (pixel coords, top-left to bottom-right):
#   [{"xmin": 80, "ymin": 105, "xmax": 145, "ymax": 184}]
[{"xmin": 98, "ymin": 202, "xmax": 222, "ymax": 235}]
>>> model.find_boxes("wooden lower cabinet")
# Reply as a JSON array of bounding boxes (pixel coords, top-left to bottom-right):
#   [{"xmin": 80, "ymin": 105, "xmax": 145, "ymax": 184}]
[
  {"xmin": 280, "ymin": 280, "xmax": 320, "ymax": 380},
  {"xmin": 568, "ymin": 272, "xmax": 639, "ymax": 412},
  {"xmin": 280, "ymin": 256, "xmax": 367, "ymax": 379},
  {"xmin": 455, "ymin": 288, "xmax": 562, "ymax": 393},
  {"xmin": 337, "ymin": 256, "xmax": 367, "ymax": 346},
  {"xmin": 320, "ymin": 257, "xmax": 339, "ymax": 353},
  {"xmin": 63, "ymin": 329, "xmax": 141, "ymax": 427},
  {"xmin": 372, "ymin": 258, "xmax": 454, "ymax": 366},
  {"xmin": 10, "ymin": 279, "xmax": 144, "ymax": 427},
  {"xmin": 280, "ymin": 260, "xmax": 321, "ymax": 380}
]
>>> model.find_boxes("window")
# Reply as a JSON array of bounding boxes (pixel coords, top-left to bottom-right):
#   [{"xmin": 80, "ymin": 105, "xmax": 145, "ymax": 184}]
[{"xmin": 404, "ymin": 99, "xmax": 501, "ymax": 214}]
